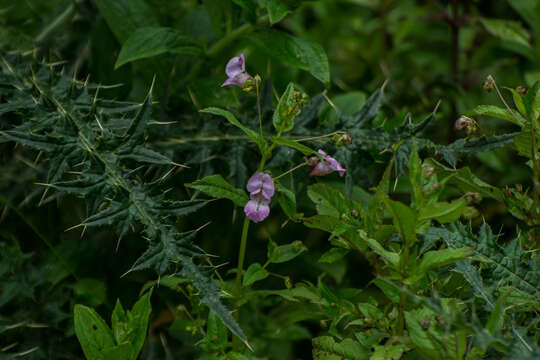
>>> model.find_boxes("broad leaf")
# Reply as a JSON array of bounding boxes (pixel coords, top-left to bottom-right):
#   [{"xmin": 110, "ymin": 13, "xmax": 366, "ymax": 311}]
[
  {"xmin": 115, "ymin": 27, "xmax": 201, "ymax": 69},
  {"xmin": 243, "ymin": 263, "xmax": 269, "ymax": 286},
  {"xmin": 74, "ymin": 305, "xmax": 116, "ymax": 360},
  {"xmin": 250, "ymin": 30, "xmax": 330, "ymax": 84}
]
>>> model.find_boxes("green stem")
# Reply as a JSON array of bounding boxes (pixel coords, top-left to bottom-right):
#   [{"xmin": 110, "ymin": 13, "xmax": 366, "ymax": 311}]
[
  {"xmin": 273, "ymin": 162, "xmax": 308, "ymax": 181},
  {"xmin": 36, "ymin": 2, "xmax": 77, "ymax": 44},
  {"xmin": 234, "ymin": 216, "xmax": 251, "ymax": 295},
  {"xmin": 256, "ymin": 79, "xmax": 263, "ymax": 140}
]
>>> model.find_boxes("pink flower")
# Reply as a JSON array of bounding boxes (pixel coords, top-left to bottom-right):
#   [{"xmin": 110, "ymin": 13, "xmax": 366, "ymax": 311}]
[
  {"xmin": 221, "ymin": 54, "xmax": 253, "ymax": 88},
  {"xmin": 244, "ymin": 172, "xmax": 274, "ymax": 223},
  {"xmin": 244, "ymin": 194, "xmax": 270, "ymax": 223},
  {"xmin": 246, "ymin": 172, "xmax": 274, "ymax": 200},
  {"xmin": 309, "ymin": 150, "xmax": 346, "ymax": 177}
]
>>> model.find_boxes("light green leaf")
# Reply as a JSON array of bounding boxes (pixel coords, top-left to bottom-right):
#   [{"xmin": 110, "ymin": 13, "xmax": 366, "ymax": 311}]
[
  {"xmin": 467, "ymin": 104, "xmax": 523, "ymax": 125},
  {"xmin": 486, "ymin": 290, "xmax": 510, "ymax": 335},
  {"xmin": 250, "ymin": 30, "xmax": 330, "ymax": 84},
  {"xmin": 384, "ymin": 199, "xmax": 417, "ymax": 246},
  {"xmin": 94, "ymin": 0, "xmax": 159, "ymax": 43},
  {"xmin": 418, "ymin": 198, "xmax": 467, "ymax": 224},
  {"xmin": 276, "ymin": 183, "xmax": 297, "ymax": 217},
  {"xmin": 243, "ymin": 263, "xmax": 270, "ymax": 286},
  {"xmin": 207, "ymin": 311, "xmax": 228, "ymax": 351},
  {"xmin": 186, "ymin": 175, "xmax": 248, "ymax": 207},
  {"xmin": 312, "ymin": 336, "xmax": 368, "ymax": 359},
  {"xmin": 268, "ymin": 240, "xmax": 307, "ymax": 264},
  {"xmin": 273, "ymin": 82, "xmax": 300, "ymax": 132},
  {"xmin": 271, "ymin": 137, "xmax": 317, "ymax": 156},
  {"xmin": 359, "ymin": 231, "xmax": 399, "ymax": 268},
  {"xmin": 503, "ymin": 87, "xmax": 527, "ymax": 115},
  {"xmin": 480, "ymin": 18, "xmax": 530, "ymax": 48},
  {"xmin": 418, "ymin": 247, "xmax": 472, "ymax": 274},
  {"xmin": 201, "ymin": 107, "xmax": 265, "ymax": 152},
  {"xmin": 507, "ymin": 0, "xmax": 540, "ymax": 33},
  {"xmin": 74, "ymin": 305, "xmax": 116, "ymax": 360},
  {"xmin": 115, "ymin": 27, "xmax": 200, "ymax": 69}
]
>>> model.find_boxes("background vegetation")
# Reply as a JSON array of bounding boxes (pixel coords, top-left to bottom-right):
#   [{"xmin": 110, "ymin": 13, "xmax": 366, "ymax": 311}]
[{"xmin": 0, "ymin": 0, "xmax": 538, "ymax": 359}]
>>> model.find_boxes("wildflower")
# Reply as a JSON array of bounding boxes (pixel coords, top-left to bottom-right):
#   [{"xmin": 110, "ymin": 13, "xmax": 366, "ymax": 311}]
[
  {"xmin": 221, "ymin": 54, "xmax": 253, "ymax": 88},
  {"xmin": 483, "ymin": 75, "xmax": 495, "ymax": 92},
  {"xmin": 246, "ymin": 172, "xmax": 274, "ymax": 200},
  {"xmin": 244, "ymin": 172, "xmax": 274, "ymax": 223},
  {"xmin": 308, "ymin": 150, "xmax": 346, "ymax": 177},
  {"xmin": 244, "ymin": 195, "xmax": 271, "ymax": 223},
  {"xmin": 454, "ymin": 116, "xmax": 476, "ymax": 132}
]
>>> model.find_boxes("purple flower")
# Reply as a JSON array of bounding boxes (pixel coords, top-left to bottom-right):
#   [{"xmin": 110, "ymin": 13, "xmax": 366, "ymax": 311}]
[
  {"xmin": 309, "ymin": 150, "xmax": 346, "ymax": 177},
  {"xmin": 244, "ymin": 172, "xmax": 274, "ymax": 223},
  {"xmin": 246, "ymin": 172, "xmax": 274, "ymax": 200},
  {"xmin": 244, "ymin": 194, "xmax": 271, "ymax": 223},
  {"xmin": 221, "ymin": 54, "xmax": 253, "ymax": 88}
]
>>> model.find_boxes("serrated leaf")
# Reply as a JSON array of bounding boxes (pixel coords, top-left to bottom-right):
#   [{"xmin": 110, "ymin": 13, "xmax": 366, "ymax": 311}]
[
  {"xmin": 417, "ymin": 247, "xmax": 472, "ymax": 274},
  {"xmin": 242, "ymin": 263, "xmax": 269, "ymax": 286},
  {"xmin": 207, "ymin": 310, "xmax": 228, "ymax": 351},
  {"xmin": 200, "ymin": 107, "xmax": 265, "ymax": 152},
  {"xmin": 467, "ymin": 104, "xmax": 523, "ymax": 125},
  {"xmin": 312, "ymin": 336, "xmax": 368, "ymax": 360},
  {"xmin": 74, "ymin": 305, "xmax": 116, "ymax": 360},
  {"xmin": 250, "ymin": 30, "xmax": 329, "ymax": 84},
  {"xmin": 186, "ymin": 174, "xmax": 248, "ymax": 207},
  {"xmin": 115, "ymin": 27, "xmax": 201, "ymax": 69}
]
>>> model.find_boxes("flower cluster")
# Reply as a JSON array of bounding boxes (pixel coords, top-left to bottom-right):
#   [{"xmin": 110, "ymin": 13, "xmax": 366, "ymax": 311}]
[
  {"xmin": 221, "ymin": 54, "xmax": 254, "ymax": 89},
  {"xmin": 308, "ymin": 150, "xmax": 346, "ymax": 177},
  {"xmin": 244, "ymin": 172, "xmax": 275, "ymax": 223}
]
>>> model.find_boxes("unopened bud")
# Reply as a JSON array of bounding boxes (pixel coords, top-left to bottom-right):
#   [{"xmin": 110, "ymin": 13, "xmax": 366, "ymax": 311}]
[
  {"xmin": 483, "ymin": 75, "xmax": 495, "ymax": 92},
  {"xmin": 516, "ymin": 86, "xmax": 526, "ymax": 95},
  {"xmin": 284, "ymin": 276, "xmax": 293, "ymax": 289}
]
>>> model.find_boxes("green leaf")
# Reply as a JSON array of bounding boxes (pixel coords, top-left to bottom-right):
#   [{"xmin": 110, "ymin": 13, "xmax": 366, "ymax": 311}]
[
  {"xmin": 486, "ymin": 290, "xmax": 510, "ymax": 335},
  {"xmin": 275, "ymin": 183, "xmax": 297, "ymax": 217},
  {"xmin": 103, "ymin": 343, "xmax": 133, "ymax": 360},
  {"xmin": 503, "ymin": 87, "xmax": 527, "ymax": 116},
  {"xmin": 115, "ymin": 27, "xmax": 201, "ymax": 69},
  {"xmin": 507, "ymin": 0, "xmax": 540, "ymax": 33},
  {"xmin": 273, "ymin": 83, "xmax": 301, "ymax": 132},
  {"xmin": 124, "ymin": 291, "xmax": 152, "ymax": 360},
  {"xmin": 384, "ymin": 198, "xmax": 417, "ymax": 246},
  {"xmin": 271, "ymin": 137, "xmax": 317, "ymax": 156},
  {"xmin": 480, "ymin": 18, "xmax": 531, "ymax": 48},
  {"xmin": 342, "ymin": 85, "xmax": 384, "ymax": 128},
  {"xmin": 260, "ymin": 0, "xmax": 291, "ymax": 24},
  {"xmin": 524, "ymin": 80, "xmax": 540, "ymax": 121},
  {"xmin": 513, "ymin": 125, "xmax": 540, "ymax": 159},
  {"xmin": 268, "ymin": 240, "xmax": 307, "ymax": 264},
  {"xmin": 250, "ymin": 30, "xmax": 330, "ymax": 84},
  {"xmin": 94, "ymin": 0, "xmax": 159, "ymax": 43},
  {"xmin": 307, "ymin": 184, "xmax": 355, "ymax": 218},
  {"xmin": 427, "ymin": 159, "xmax": 504, "ymax": 200},
  {"xmin": 418, "ymin": 198, "xmax": 467, "ymax": 224},
  {"xmin": 312, "ymin": 336, "xmax": 368, "ymax": 360},
  {"xmin": 405, "ymin": 308, "xmax": 440, "ymax": 359},
  {"xmin": 200, "ymin": 107, "xmax": 265, "ymax": 152},
  {"xmin": 74, "ymin": 305, "xmax": 116, "ymax": 360},
  {"xmin": 467, "ymin": 104, "xmax": 523, "ymax": 125},
  {"xmin": 186, "ymin": 175, "xmax": 248, "ymax": 207},
  {"xmin": 319, "ymin": 248, "xmax": 349, "ymax": 264},
  {"xmin": 206, "ymin": 311, "xmax": 228, "ymax": 351},
  {"xmin": 358, "ymin": 231, "xmax": 399, "ymax": 268},
  {"xmin": 417, "ymin": 247, "xmax": 472, "ymax": 274},
  {"xmin": 243, "ymin": 263, "xmax": 269, "ymax": 286}
]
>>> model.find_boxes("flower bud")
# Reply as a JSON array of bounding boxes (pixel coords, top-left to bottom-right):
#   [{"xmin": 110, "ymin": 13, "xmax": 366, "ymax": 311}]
[
  {"xmin": 463, "ymin": 206, "xmax": 479, "ymax": 219},
  {"xmin": 483, "ymin": 75, "xmax": 495, "ymax": 92},
  {"xmin": 516, "ymin": 85, "xmax": 526, "ymax": 95},
  {"xmin": 464, "ymin": 192, "xmax": 482, "ymax": 204}
]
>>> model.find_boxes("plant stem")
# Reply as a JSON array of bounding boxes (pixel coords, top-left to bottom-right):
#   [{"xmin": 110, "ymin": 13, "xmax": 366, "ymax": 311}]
[
  {"xmin": 234, "ymin": 216, "xmax": 251, "ymax": 295},
  {"xmin": 273, "ymin": 162, "xmax": 308, "ymax": 181},
  {"xmin": 256, "ymin": 79, "xmax": 263, "ymax": 139}
]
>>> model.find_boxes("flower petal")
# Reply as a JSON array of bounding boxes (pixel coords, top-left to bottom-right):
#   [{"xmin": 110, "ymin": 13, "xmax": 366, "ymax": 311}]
[
  {"xmin": 309, "ymin": 149, "xmax": 346, "ymax": 177},
  {"xmin": 244, "ymin": 197, "xmax": 270, "ymax": 223},
  {"xmin": 225, "ymin": 54, "xmax": 245, "ymax": 78},
  {"xmin": 246, "ymin": 172, "xmax": 274, "ymax": 200}
]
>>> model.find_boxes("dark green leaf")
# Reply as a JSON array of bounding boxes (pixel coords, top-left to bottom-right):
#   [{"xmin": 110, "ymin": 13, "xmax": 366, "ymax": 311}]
[{"xmin": 186, "ymin": 174, "xmax": 248, "ymax": 207}]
